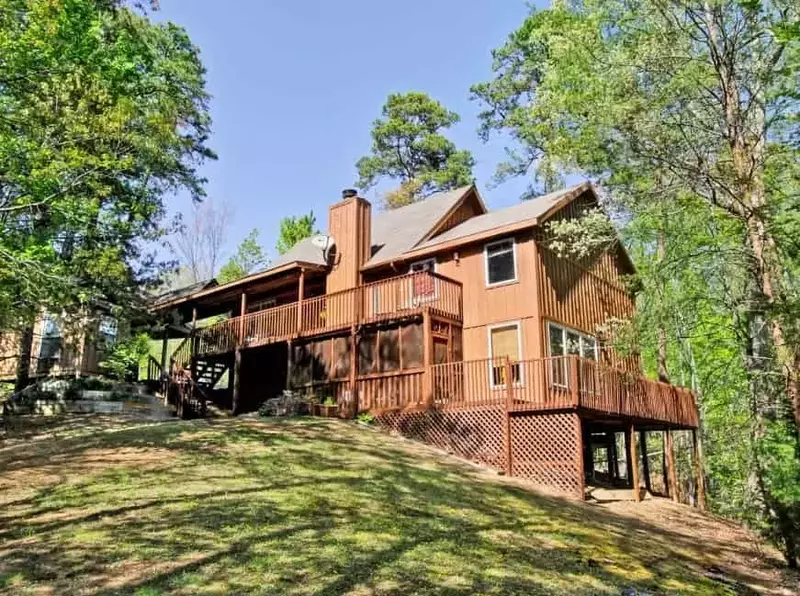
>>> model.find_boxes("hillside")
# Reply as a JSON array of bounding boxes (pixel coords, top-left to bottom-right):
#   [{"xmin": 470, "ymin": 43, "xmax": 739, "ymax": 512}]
[{"xmin": 0, "ymin": 415, "xmax": 794, "ymax": 595}]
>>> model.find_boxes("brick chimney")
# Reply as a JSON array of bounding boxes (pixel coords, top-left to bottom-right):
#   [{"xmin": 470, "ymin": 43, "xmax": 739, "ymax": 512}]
[{"xmin": 326, "ymin": 189, "xmax": 372, "ymax": 294}]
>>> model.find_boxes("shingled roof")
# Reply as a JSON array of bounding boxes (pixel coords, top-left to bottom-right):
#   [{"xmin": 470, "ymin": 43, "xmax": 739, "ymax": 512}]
[{"xmin": 366, "ymin": 185, "xmax": 476, "ymax": 268}]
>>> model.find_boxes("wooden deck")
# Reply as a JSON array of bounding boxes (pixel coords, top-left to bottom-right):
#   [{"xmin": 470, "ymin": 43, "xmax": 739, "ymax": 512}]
[
  {"xmin": 193, "ymin": 272, "xmax": 462, "ymax": 357},
  {"xmin": 333, "ymin": 355, "xmax": 698, "ymax": 429}
]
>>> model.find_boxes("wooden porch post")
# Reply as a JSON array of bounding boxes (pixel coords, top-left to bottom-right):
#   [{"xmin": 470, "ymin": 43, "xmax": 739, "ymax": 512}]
[
  {"xmin": 504, "ymin": 358, "xmax": 513, "ymax": 476},
  {"xmin": 606, "ymin": 432, "xmax": 615, "ymax": 483},
  {"xmin": 665, "ymin": 429, "xmax": 679, "ymax": 503},
  {"xmin": 640, "ymin": 431, "xmax": 652, "ymax": 494},
  {"xmin": 569, "ymin": 354, "xmax": 580, "ymax": 407},
  {"xmin": 190, "ymin": 307, "xmax": 198, "ymax": 380},
  {"xmin": 692, "ymin": 429, "xmax": 707, "ymax": 510},
  {"xmin": 628, "ymin": 423, "xmax": 641, "ymax": 502},
  {"xmin": 286, "ymin": 339, "xmax": 293, "ymax": 390},
  {"xmin": 238, "ymin": 293, "xmax": 247, "ymax": 343},
  {"xmin": 349, "ymin": 327, "xmax": 358, "ymax": 414},
  {"xmin": 422, "ymin": 309, "xmax": 433, "ymax": 406},
  {"xmin": 297, "ymin": 269, "xmax": 305, "ymax": 332},
  {"xmin": 575, "ymin": 415, "xmax": 585, "ymax": 500},
  {"xmin": 160, "ymin": 324, "xmax": 169, "ymax": 402},
  {"xmin": 232, "ymin": 346, "xmax": 242, "ymax": 415}
]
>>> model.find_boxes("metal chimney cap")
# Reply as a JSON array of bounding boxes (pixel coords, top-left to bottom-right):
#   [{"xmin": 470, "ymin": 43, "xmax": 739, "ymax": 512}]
[{"xmin": 342, "ymin": 188, "xmax": 358, "ymax": 199}]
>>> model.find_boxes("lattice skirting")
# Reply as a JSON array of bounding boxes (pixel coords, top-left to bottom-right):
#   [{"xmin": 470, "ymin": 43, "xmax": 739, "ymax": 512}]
[
  {"xmin": 374, "ymin": 407, "xmax": 584, "ymax": 499},
  {"xmin": 374, "ymin": 407, "xmax": 507, "ymax": 470},
  {"xmin": 510, "ymin": 411, "xmax": 583, "ymax": 498}
]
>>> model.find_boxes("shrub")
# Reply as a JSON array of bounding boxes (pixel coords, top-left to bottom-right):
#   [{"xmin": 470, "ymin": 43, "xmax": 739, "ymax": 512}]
[
  {"xmin": 100, "ymin": 333, "xmax": 151, "ymax": 381},
  {"xmin": 357, "ymin": 412, "xmax": 374, "ymax": 425}
]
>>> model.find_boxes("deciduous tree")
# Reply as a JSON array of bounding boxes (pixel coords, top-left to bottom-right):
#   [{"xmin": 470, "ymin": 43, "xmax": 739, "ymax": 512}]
[
  {"xmin": 218, "ymin": 229, "xmax": 268, "ymax": 284},
  {"xmin": 276, "ymin": 211, "xmax": 317, "ymax": 255},
  {"xmin": 0, "ymin": 0, "xmax": 214, "ymax": 389}
]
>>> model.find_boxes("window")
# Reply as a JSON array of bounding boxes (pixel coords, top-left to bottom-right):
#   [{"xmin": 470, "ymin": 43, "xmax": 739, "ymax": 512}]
[
  {"xmin": 547, "ymin": 322, "xmax": 598, "ymax": 386},
  {"xmin": 409, "ymin": 258, "xmax": 437, "ymax": 303},
  {"xmin": 484, "ymin": 239, "xmax": 517, "ymax": 286},
  {"xmin": 247, "ymin": 297, "xmax": 277, "ymax": 314},
  {"xmin": 38, "ymin": 313, "xmax": 62, "ymax": 360},
  {"xmin": 98, "ymin": 316, "xmax": 118, "ymax": 348},
  {"xmin": 488, "ymin": 322, "xmax": 522, "ymax": 387}
]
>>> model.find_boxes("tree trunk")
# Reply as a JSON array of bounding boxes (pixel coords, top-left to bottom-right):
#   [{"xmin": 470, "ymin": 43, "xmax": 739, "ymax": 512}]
[{"xmin": 14, "ymin": 324, "xmax": 34, "ymax": 393}]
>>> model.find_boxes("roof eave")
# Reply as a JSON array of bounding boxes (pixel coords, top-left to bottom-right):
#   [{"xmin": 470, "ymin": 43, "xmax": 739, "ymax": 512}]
[{"xmin": 150, "ymin": 260, "xmax": 328, "ymax": 312}]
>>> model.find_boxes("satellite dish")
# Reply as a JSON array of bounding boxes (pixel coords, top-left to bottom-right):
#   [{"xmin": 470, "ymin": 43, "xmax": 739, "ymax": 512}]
[{"xmin": 311, "ymin": 234, "xmax": 335, "ymax": 262}]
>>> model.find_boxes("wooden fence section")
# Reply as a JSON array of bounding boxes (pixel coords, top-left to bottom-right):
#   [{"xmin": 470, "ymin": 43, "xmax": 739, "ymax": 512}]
[
  {"xmin": 194, "ymin": 272, "xmax": 462, "ymax": 356},
  {"xmin": 413, "ymin": 355, "xmax": 696, "ymax": 428},
  {"xmin": 357, "ymin": 370, "xmax": 425, "ymax": 412}
]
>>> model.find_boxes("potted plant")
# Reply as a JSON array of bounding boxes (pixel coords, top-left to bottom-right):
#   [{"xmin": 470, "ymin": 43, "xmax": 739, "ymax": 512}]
[
  {"xmin": 305, "ymin": 393, "xmax": 321, "ymax": 416},
  {"xmin": 318, "ymin": 396, "xmax": 338, "ymax": 418}
]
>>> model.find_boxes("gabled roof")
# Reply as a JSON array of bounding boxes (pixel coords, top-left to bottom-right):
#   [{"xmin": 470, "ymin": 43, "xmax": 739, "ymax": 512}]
[
  {"xmin": 363, "ymin": 183, "xmax": 592, "ymax": 269},
  {"xmin": 152, "ymin": 279, "xmax": 217, "ymax": 308},
  {"xmin": 366, "ymin": 185, "xmax": 481, "ymax": 268}
]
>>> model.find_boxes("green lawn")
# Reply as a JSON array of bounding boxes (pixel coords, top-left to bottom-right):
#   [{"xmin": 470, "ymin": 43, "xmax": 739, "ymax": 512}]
[{"xmin": 0, "ymin": 416, "xmax": 788, "ymax": 595}]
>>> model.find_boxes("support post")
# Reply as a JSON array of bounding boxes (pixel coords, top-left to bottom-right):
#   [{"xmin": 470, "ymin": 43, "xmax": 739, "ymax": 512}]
[
  {"xmin": 286, "ymin": 339, "xmax": 293, "ymax": 391},
  {"xmin": 691, "ymin": 429, "xmax": 707, "ymax": 510},
  {"xmin": 297, "ymin": 269, "xmax": 305, "ymax": 332},
  {"xmin": 569, "ymin": 354, "xmax": 580, "ymax": 407},
  {"xmin": 504, "ymin": 358, "xmax": 513, "ymax": 476},
  {"xmin": 422, "ymin": 309, "xmax": 432, "ymax": 406},
  {"xmin": 640, "ymin": 431, "xmax": 652, "ymax": 494},
  {"xmin": 628, "ymin": 423, "xmax": 641, "ymax": 502},
  {"xmin": 232, "ymin": 346, "xmax": 242, "ymax": 415},
  {"xmin": 665, "ymin": 429, "xmax": 679, "ymax": 503},
  {"xmin": 238, "ymin": 293, "xmax": 247, "ymax": 344},
  {"xmin": 349, "ymin": 327, "xmax": 358, "ymax": 415},
  {"xmin": 575, "ymin": 415, "xmax": 585, "ymax": 500},
  {"xmin": 606, "ymin": 432, "xmax": 615, "ymax": 483},
  {"xmin": 190, "ymin": 307, "xmax": 198, "ymax": 381},
  {"xmin": 160, "ymin": 324, "xmax": 169, "ymax": 401}
]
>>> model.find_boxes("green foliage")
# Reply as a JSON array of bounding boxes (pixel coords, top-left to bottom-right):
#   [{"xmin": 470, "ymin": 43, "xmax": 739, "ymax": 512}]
[
  {"xmin": 356, "ymin": 412, "xmax": 374, "ymax": 425},
  {"xmin": 276, "ymin": 211, "xmax": 317, "ymax": 255},
  {"xmin": 356, "ymin": 92, "xmax": 475, "ymax": 206},
  {"xmin": 100, "ymin": 333, "xmax": 150, "ymax": 381},
  {"xmin": 475, "ymin": 0, "xmax": 800, "ymax": 565},
  {"xmin": 217, "ymin": 229, "xmax": 268, "ymax": 284},
  {"xmin": 0, "ymin": 0, "xmax": 214, "ymax": 331},
  {"xmin": 322, "ymin": 396, "xmax": 336, "ymax": 407},
  {"xmin": 545, "ymin": 208, "xmax": 616, "ymax": 259}
]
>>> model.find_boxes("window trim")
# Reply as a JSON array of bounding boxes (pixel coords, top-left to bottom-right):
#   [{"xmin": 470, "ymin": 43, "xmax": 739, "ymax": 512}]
[
  {"xmin": 546, "ymin": 321, "xmax": 599, "ymax": 388},
  {"xmin": 484, "ymin": 238, "xmax": 518, "ymax": 287},
  {"xmin": 487, "ymin": 320, "xmax": 524, "ymax": 389}
]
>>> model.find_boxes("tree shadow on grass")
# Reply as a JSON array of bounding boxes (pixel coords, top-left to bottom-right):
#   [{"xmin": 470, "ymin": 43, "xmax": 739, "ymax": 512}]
[{"xmin": 0, "ymin": 416, "xmax": 789, "ymax": 595}]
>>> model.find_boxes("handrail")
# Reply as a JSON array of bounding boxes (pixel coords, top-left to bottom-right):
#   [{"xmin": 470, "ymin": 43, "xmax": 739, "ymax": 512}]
[{"xmin": 194, "ymin": 271, "xmax": 463, "ymax": 356}]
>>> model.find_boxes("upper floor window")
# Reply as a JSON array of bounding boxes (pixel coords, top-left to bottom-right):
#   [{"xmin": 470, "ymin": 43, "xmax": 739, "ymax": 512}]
[
  {"xmin": 484, "ymin": 239, "xmax": 517, "ymax": 286},
  {"xmin": 39, "ymin": 313, "xmax": 62, "ymax": 361}
]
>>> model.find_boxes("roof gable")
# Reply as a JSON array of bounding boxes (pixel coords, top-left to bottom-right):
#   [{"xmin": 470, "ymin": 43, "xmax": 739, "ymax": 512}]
[{"xmin": 365, "ymin": 185, "xmax": 476, "ymax": 267}]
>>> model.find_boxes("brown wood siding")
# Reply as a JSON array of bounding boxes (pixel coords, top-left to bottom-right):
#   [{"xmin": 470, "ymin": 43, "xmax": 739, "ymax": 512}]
[{"xmin": 429, "ymin": 192, "xmax": 483, "ymax": 239}]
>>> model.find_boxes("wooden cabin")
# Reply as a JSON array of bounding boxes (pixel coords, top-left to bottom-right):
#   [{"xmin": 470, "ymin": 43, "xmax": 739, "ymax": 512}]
[{"xmin": 150, "ymin": 183, "xmax": 700, "ymax": 500}]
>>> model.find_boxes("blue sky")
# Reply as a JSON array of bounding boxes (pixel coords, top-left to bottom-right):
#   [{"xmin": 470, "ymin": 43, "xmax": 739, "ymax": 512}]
[{"xmin": 156, "ymin": 1, "xmax": 539, "ymax": 262}]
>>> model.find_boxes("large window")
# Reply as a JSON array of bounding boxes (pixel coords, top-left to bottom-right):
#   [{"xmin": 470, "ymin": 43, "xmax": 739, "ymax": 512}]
[
  {"xmin": 488, "ymin": 322, "xmax": 522, "ymax": 387},
  {"xmin": 547, "ymin": 322, "xmax": 598, "ymax": 386},
  {"xmin": 484, "ymin": 239, "xmax": 517, "ymax": 286}
]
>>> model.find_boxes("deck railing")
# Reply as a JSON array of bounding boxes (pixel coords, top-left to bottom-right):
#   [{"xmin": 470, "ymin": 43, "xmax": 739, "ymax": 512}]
[
  {"xmin": 427, "ymin": 355, "xmax": 697, "ymax": 427},
  {"xmin": 194, "ymin": 271, "xmax": 462, "ymax": 356}
]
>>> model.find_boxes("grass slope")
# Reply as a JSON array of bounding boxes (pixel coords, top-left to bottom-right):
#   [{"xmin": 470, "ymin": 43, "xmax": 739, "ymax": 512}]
[{"xmin": 0, "ymin": 416, "xmax": 791, "ymax": 595}]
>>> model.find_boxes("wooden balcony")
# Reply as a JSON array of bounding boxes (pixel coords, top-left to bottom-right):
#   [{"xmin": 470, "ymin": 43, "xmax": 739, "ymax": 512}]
[
  {"xmin": 428, "ymin": 355, "xmax": 698, "ymax": 428},
  {"xmin": 194, "ymin": 271, "xmax": 462, "ymax": 356}
]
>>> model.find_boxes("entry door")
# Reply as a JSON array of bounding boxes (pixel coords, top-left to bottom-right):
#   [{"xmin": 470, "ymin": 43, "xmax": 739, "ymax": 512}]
[{"xmin": 410, "ymin": 258, "xmax": 436, "ymax": 304}]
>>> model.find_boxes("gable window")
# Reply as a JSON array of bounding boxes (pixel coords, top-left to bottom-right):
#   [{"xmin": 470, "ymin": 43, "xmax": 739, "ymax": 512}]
[
  {"xmin": 547, "ymin": 322, "xmax": 598, "ymax": 386},
  {"xmin": 488, "ymin": 322, "xmax": 522, "ymax": 387},
  {"xmin": 484, "ymin": 239, "xmax": 517, "ymax": 286}
]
